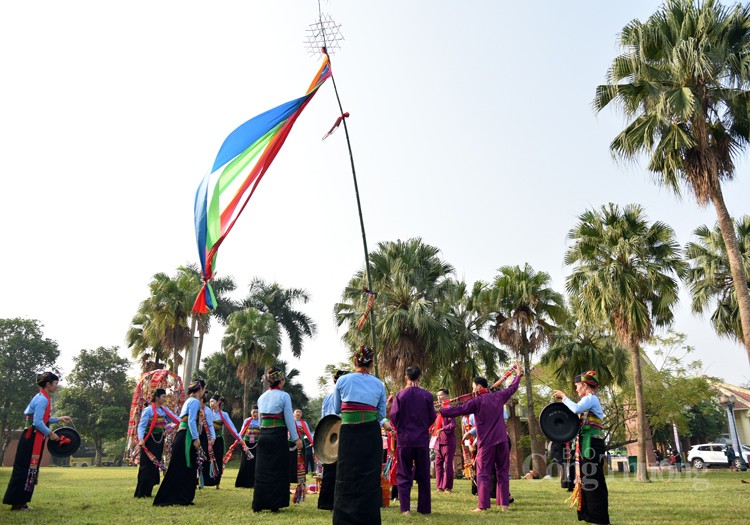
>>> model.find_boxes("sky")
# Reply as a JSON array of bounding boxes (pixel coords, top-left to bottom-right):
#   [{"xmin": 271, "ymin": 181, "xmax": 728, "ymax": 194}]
[{"xmin": 1, "ymin": 1, "xmax": 749, "ymax": 398}]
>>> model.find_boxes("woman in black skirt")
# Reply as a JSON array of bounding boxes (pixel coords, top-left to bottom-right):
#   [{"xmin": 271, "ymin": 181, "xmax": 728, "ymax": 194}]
[
  {"xmin": 3, "ymin": 372, "xmax": 72, "ymax": 511},
  {"xmin": 134, "ymin": 388, "xmax": 179, "ymax": 497},
  {"xmin": 332, "ymin": 346, "xmax": 390, "ymax": 525},
  {"xmin": 252, "ymin": 366, "xmax": 303, "ymax": 513},
  {"xmin": 153, "ymin": 379, "xmax": 206, "ymax": 506},
  {"xmin": 235, "ymin": 406, "xmax": 260, "ymax": 488},
  {"xmin": 554, "ymin": 371, "xmax": 610, "ymax": 525},
  {"xmin": 197, "ymin": 394, "xmax": 218, "ymax": 487},
  {"xmin": 207, "ymin": 394, "xmax": 242, "ymax": 489}
]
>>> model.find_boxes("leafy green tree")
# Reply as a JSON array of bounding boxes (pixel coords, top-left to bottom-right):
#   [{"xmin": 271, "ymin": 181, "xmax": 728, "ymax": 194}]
[
  {"xmin": 594, "ymin": 0, "xmax": 750, "ymax": 364},
  {"xmin": 686, "ymin": 400, "xmax": 726, "ymax": 443},
  {"xmin": 56, "ymin": 347, "xmax": 132, "ymax": 466},
  {"xmin": 642, "ymin": 332, "xmax": 717, "ymax": 450},
  {"xmin": 684, "ymin": 216, "xmax": 750, "ymax": 342},
  {"xmin": 222, "ymin": 307, "xmax": 280, "ymax": 419},
  {"xmin": 239, "ymin": 278, "xmax": 316, "ymax": 359},
  {"xmin": 488, "ymin": 263, "xmax": 566, "ymax": 475},
  {"xmin": 0, "ymin": 319, "xmax": 59, "ymax": 460},
  {"xmin": 335, "ymin": 238, "xmax": 454, "ymax": 384},
  {"xmin": 306, "ymin": 396, "xmax": 324, "ymax": 431},
  {"xmin": 565, "ymin": 203, "xmax": 685, "ymax": 481}
]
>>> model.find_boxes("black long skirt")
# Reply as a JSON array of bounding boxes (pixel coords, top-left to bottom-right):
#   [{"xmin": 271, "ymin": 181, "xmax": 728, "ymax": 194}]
[
  {"xmin": 252, "ymin": 427, "xmax": 291, "ymax": 512},
  {"xmin": 202, "ymin": 434, "xmax": 224, "ymax": 487},
  {"xmin": 153, "ymin": 430, "xmax": 197, "ymax": 506},
  {"xmin": 578, "ymin": 437, "xmax": 610, "ymax": 524},
  {"xmin": 333, "ymin": 421, "xmax": 381, "ymax": 525},
  {"xmin": 318, "ymin": 461, "xmax": 336, "ymax": 510},
  {"xmin": 3, "ymin": 427, "xmax": 43, "ymax": 506},
  {"xmin": 134, "ymin": 435, "xmax": 165, "ymax": 497},
  {"xmin": 235, "ymin": 444, "xmax": 257, "ymax": 488},
  {"xmin": 288, "ymin": 443, "xmax": 300, "ymax": 483}
]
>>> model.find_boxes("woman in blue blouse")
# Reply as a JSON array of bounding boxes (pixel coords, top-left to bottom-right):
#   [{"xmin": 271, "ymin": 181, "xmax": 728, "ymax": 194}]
[
  {"xmin": 332, "ymin": 346, "xmax": 391, "ymax": 525},
  {"xmin": 235, "ymin": 406, "xmax": 260, "ymax": 488},
  {"xmin": 134, "ymin": 388, "xmax": 179, "ymax": 498},
  {"xmin": 153, "ymin": 378, "xmax": 206, "ymax": 506},
  {"xmin": 553, "ymin": 370, "xmax": 610, "ymax": 525},
  {"xmin": 252, "ymin": 366, "xmax": 302, "ymax": 513},
  {"xmin": 3, "ymin": 372, "xmax": 72, "ymax": 511},
  {"xmin": 207, "ymin": 394, "xmax": 241, "ymax": 489}
]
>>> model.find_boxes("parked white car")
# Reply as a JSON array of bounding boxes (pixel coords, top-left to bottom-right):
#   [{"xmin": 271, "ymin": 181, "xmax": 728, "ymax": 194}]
[{"xmin": 687, "ymin": 443, "xmax": 746, "ymax": 469}]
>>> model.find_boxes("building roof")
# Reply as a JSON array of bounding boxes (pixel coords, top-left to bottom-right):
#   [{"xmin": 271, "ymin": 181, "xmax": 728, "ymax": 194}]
[{"xmin": 716, "ymin": 383, "xmax": 750, "ymax": 410}]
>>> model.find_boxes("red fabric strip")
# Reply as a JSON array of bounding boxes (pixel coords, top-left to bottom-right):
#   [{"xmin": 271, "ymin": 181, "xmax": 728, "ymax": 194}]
[{"xmin": 341, "ymin": 402, "xmax": 377, "ymax": 412}]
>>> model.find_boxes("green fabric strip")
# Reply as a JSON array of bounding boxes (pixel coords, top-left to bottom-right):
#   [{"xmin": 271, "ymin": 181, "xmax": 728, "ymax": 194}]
[
  {"xmin": 261, "ymin": 418, "xmax": 286, "ymax": 428},
  {"xmin": 341, "ymin": 411, "xmax": 378, "ymax": 424},
  {"xmin": 179, "ymin": 421, "xmax": 192, "ymax": 467}
]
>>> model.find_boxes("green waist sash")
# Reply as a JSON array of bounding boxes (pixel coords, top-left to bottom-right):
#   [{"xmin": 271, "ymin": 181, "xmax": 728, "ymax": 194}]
[
  {"xmin": 261, "ymin": 418, "xmax": 286, "ymax": 428},
  {"xmin": 579, "ymin": 413, "xmax": 604, "ymax": 459},
  {"xmin": 341, "ymin": 410, "xmax": 378, "ymax": 424},
  {"xmin": 178, "ymin": 420, "xmax": 193, "ymax": 466}
]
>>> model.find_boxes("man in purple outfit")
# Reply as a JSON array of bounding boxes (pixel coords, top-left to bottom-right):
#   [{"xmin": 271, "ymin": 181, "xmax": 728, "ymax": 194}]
[
  {"xmin": 439, "ymin": 363, "xmax": 522, "ymax": 513},
  {"xmin": 389, "ymin": 366, "xmax": 436, "ymax": 516},
  {"xmin": 433, "ymin": 388, "xmax": 456, "ymax": 493}
]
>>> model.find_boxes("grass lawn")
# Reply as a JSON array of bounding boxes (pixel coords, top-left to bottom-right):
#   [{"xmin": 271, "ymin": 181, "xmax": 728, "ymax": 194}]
[{"xmin": 1, "ymin": 466, "xmax": 749, "ymax": 524}]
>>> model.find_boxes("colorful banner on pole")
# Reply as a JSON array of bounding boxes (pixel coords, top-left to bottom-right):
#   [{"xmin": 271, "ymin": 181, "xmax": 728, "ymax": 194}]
[{"xmin": 193, "ymin": 57, "xmax": 331, "ymax": 313}]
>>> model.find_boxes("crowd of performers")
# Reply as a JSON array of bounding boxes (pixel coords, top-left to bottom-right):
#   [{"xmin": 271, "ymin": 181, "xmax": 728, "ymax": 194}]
[{"xmin": 4, "ymin": 363, "xmax": 611, "ymax": 525}]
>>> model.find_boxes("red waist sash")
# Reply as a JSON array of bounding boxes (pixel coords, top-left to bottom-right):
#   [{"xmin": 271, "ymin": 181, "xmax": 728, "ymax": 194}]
[{"xmin": 341, "ymin": 402, "xmax": 376, "ymax": 412}]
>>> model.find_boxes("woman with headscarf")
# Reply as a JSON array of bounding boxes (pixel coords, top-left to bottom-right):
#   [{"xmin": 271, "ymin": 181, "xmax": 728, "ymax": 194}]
[
  {"xmin": 153, "ymin": 378, "xmax": 206, "ymax": 506},
  {"xmin": 332, "ymin": 346, "xmax": 390, "ymax": 525},
  {"xmin": 207, "ymin": 394, "xmax": 242, "ymax": 489},
  {"xmin": 553, "ymin": 370, "xmax": 610, "ymax": 525},
  {"xmin": 235, "ymin": 405, "xmax": 260, "ymax": 488},
  {"xmin": 134, "ymin": 388, "xmax": 179, "ymax": 498},
  {"xmin": 3, "ymin": 372, "xmax": 72, "ymax": 511},
  {"xmin": 252, "ymin": 366, "xmax": 302, "ymax": 513}
]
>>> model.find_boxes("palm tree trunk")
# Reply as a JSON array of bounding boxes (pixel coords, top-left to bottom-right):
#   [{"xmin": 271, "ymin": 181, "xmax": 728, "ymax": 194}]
[
  {"xmin": 172, "ymin": 347, "xmax": 179, "ymax": 374},
  {"xmin": 523, "ymin": 353, "xmax": 546, "ymax": 475},
  {"xmin": 196, "ymin": 332, "xmax": 205, "ymax": 372},
  {"xmin": 710, "ymin": 184, "xmax": 750, "ymax": 364},
  {"xmin": 243, "ymin": 375, "xmax": 250, "ymax": 421},
  {"xmin": 629, "ymin": 343, "xmax": 650, "ymax": 482}
]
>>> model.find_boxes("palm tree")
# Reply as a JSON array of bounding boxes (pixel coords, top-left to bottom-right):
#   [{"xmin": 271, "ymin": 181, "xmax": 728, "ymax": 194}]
[
  {"xmin": 178, "ymin": 264, "xmax": 237, "ymax": 371},
  {"xmin": 429, "ymin": 279, "xmax": 509, "ymax": 396},
  {"xmin": 222, "ymin": 307, "xmax": 281, "ymax": 419},
  {"xmin": 127, "ymin": 272, "xmax": 192, "ymax": 374},
  {"xmin": 565, "ymin": 203, "xmax": 685, "ymax": 481},
  {"xmin": 594, "ymin": 0, "xmax": 750, "ymax": 364},
  {"xmin": 239, "ymin": 278, "xmax": 316, "ymax": 358},
  {"xmin": 334, "ymin": 238, "xmax": 454, "ymax": 384},
  {"xmin": 541, "ymin": 307, "xmax": 630, "ymax": 388},
  {"xmin": 126, "ymin": 310, "xmax": 168, "ymax": 372},
  {"xmin": 488, "ymin": 263, "xmax": 566, "ymax": 476},
  {"xmin": 684, "ymin": 216, "xmax": 750, "ymax": 342}
]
